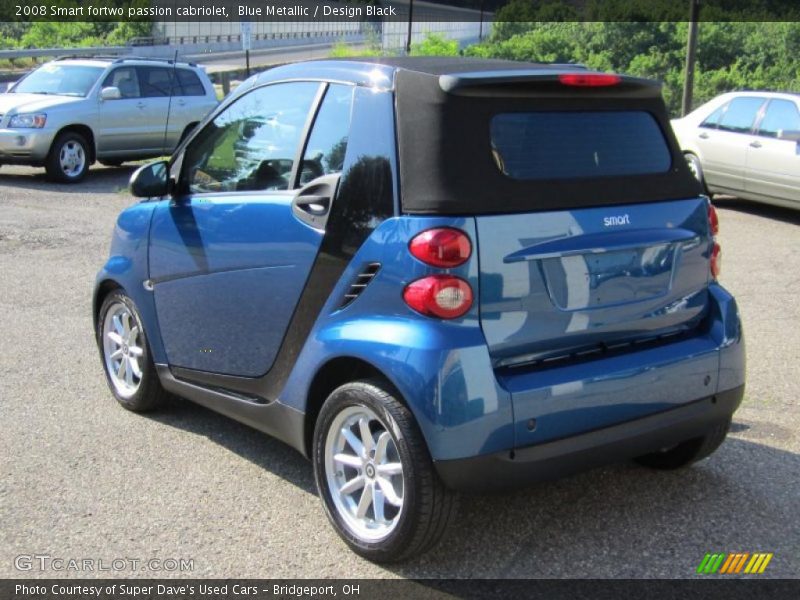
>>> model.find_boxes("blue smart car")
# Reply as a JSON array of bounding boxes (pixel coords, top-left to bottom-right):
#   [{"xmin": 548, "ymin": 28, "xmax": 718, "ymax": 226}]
[{"xmin": 94, "ymin": 58, "xmax": 745, "ymax": 562}]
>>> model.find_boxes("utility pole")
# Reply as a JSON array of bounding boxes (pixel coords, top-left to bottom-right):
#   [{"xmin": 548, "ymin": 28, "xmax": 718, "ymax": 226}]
[
  {"xmin": 681, "ymin": 0, "xmax": 701, "ymax": 116},
  {"xmin": 406, "ymin": 0, "xmax": 414, "ymax": 54}
]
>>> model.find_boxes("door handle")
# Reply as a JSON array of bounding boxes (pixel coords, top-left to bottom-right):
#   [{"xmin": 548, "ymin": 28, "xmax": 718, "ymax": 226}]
[
  {"xmin": 136, "ymin": 102, "xmax": 146, "ymax": 109},
  {"xmin": 749, "ymin": 140, "xmax": 762, "ymax": 148},
  {"xmin": 292, "ymin": 173, "xmax": 340, "ymax": 229},
  {"xmin": 698, "ymin": 132, "xmax": 710, "ymax": 139},
  {"xmin": 295, "ymin": 195, "xmax": 330, "ymax": 215}
]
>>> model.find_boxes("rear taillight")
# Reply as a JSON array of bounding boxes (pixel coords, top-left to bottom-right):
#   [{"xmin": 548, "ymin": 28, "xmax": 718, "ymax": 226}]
[
  {"xmin": 409, "ymin": 228, "xmax": 472, "ymax": 268},
  {"xmin": 708, "ymin": 203, "xmax": 720, "ymax": 236},
  {"xmin": 403, "ymin": 275, "xmax": 473, "ymax": 319},
  {"xmin": 558, "ymin": 73, "xmax": 621, "ymax": 87},
  {"xmin": 708, "ymin": 203, "xmax": 721, "ymax": 279},
  {"xmin": 710, "ymin": 242, "xmax": 722, "ymax": 279}
]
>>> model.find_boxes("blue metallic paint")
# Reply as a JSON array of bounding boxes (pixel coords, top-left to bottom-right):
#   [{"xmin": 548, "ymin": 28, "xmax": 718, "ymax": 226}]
[{"xmin": 148, "ymin": 193, "xmax": 324, "ymax": 377}]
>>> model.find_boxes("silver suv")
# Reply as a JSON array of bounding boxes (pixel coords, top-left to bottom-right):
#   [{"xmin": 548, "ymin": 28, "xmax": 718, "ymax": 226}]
[{"xmin": 0, "ymin": 57, "xmax": 218, "ymax": 182}]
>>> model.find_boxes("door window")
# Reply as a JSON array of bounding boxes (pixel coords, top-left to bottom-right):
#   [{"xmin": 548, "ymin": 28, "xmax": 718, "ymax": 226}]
[
  {"xmin": 717, "ymin": 97, "xmax": 765, "ymax": 134},
  {"xmin": 700, "ymin": 105, "xmax": 725, "ymax": 129},
  {"xmin": 182, "ymin": 82, "xmax": 321, "ymax": 194},
  {"xmin": 136, "ymin": 67, "xmax": 173, "ymax": 98},
  {"xmin": 299, "ymin": 84, "xmax": 354, "ymax": 185},
  {"xmin": 102, "ymin": 67, "xmax": 139, "ymax": 99},
  {"xmin": 175, "ymin": 69, "xmax": 206, "ymax": 96},
  {"xmin": 756, "ymin": 99, "xmax": 800, "ymax": 138}
]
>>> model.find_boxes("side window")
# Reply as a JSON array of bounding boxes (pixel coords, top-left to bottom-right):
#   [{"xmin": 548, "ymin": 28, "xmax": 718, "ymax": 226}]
[
  {"xmin": 299, "ymin": 84, "xmax": 354, "ymax": 186},
  {"xmin": 717, "ymin": 97, "xmax": 765, "ymax": 134},
  {"xmin": 700, "ymin": 104, "xmax": 726, "ymax": 129},
  {"xmin": 175, "ymin": 69, "xmax": 206, "ymax": 96},
  {"xmin": 182, "ymin": 82, "xmax": 321, "ymax": 194},
  {"xmin": 137, "ymin": 67, "xmax": 172, "ymax": 98},
  {"xmin": 757, "ymin": 99, "xmax": 800, "ymax": 138},
  {"xmin": 102, "ymin": 67, "xmax": 139, "ymax": 99}
]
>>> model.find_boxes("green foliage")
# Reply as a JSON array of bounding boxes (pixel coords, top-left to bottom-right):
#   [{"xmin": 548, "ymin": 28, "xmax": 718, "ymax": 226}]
[
  {"xmin": 466, "ymin": 21, "xmax": 800, "ymax": 116},
  {"xmin": 0, "ymin": 21, "xmax": 152, "ymax": 50},
  {"xmin": 410, "ymin": 33, "xmax": 459, "ymax": 57}
]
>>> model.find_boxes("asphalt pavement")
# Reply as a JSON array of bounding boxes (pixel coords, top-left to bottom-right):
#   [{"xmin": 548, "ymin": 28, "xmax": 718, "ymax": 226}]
[{"xmin": 0, "ymin": 165, "xmax": 798, "ymax": 579}]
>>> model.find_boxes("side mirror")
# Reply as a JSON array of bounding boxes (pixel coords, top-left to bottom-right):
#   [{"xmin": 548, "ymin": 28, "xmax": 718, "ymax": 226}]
[
  {"xmin": 100, "ymin": 86, "xmax": 121, "ymax": 101},
  {"xmin": 777, "ymin": 129, "xmax": 800, "ymax": 142},
  {"xmin": 130, "ymin": 161, "xmax": 169, "ymax": 198}
]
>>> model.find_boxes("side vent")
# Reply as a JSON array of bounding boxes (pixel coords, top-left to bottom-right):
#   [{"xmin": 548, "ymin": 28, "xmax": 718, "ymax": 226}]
[{"xmin": 340, "ymin": 263, "xmax": 381, "ymax": 308}]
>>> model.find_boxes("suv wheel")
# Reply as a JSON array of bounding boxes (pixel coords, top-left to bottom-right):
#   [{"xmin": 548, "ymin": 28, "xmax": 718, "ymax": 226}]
[
  {"xmin": 46, "ymin": 131, "xmax": 90, "ymax": 182},
  {"xmin": 313, "ymin": 380, "xmax": 457, "ymax": 563},
  {"xmin": 634, "ymin": 419, "xmax": 730, "ymax": 469},
  {"xmin": 97, "ymin": 290, "xmax": 169, "ymax": 412}
]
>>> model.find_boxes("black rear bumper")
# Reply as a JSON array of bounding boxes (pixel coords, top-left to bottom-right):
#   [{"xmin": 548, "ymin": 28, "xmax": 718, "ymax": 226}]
[{"xmin": 434, "ymin": 385, "xmax": 744, "ymax": 492}]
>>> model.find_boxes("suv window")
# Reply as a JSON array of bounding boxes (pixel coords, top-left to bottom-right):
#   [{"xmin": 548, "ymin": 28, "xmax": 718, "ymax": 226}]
[
  {"xmin": 175, "ymin": 69, "xmax": 206, "ymax": 96},
  {"xmin": 490, "ymin": 111, "xmax": 671, "ymax": 180},
  {"xmin": 299, "ymin": 84, "xmax": 354, "ymax": 185},
  {"xmin": 136, "ymin": 67, "xmax": 173, "ymax": 98},
  {"xmin": 13, "ymin": 63, "xmax": 104, "ymax": 97},
  {"xmin": 183, "ymin": 82, "xmax": 321, "ymax": 194},
  {"xmin": 102, "ymin": 67, "xmax": 140, "ymax": 99},
  {"xmin": 757, "ymin": 99, "xmax": 800, "ymax": 138},
  {"xmin": 717, "ymin": 97, "xmax": 765, "ymax": 133}
]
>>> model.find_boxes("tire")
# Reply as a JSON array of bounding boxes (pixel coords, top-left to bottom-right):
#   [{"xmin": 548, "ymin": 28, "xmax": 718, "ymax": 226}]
[
  {"xmin": 313, "ymin": 379, "xmax": 458, "ymax": 563},
  {"xmin": 96, "ymin": 289, "xmax": 169, "ymax": 412},
  {"xmin": 45, "ymin": 131, "xmax": 90, "ymax": 182},
  {"xmin": 634, "ymin": 419, "xmax": 731, "ymax": 470},
  {"xmin": 685, "ymin": 153, "xmax": 708, "ymax": 195}
]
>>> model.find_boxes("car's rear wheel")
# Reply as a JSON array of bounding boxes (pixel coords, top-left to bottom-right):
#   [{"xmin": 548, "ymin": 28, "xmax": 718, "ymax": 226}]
[
  {"xmin": 45, "ymin": 131, "xmax": 90, "ymax": 182},
  {"xmin": 634, "ymin": 419, "xmax": 731, "ymax": 469},
  {"xmin": 313, "ymin": 380, "xmax": 457, "ymax": 563},
  {"xmin": 685, "ymin": 153, "xmax": 708, "ymax": 194},
  {"xmin": 97, "ymin": 289, "xmax": 169, "ymax": 412}
]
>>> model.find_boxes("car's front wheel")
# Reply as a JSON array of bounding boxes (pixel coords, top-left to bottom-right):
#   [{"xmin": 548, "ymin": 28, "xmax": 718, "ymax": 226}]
[
  {"xmin": 97, "ymin": 289, "xmax": 169, "ymax": 412},
  {"xmin": 313, "ymin": 380, "xmax": 457, "ymax": 563},
  {"xmin": 45, "ymin": 131, "xmax": 90, "ymax": 182}
]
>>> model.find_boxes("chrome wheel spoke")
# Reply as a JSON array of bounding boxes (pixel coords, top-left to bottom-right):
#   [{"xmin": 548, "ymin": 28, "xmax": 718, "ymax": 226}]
[
  {"xmin": 109, "ymin": 348, "xmax": 123, "ymax": 360},
  {"xmin": 377, "ymin": 462, "xmax": 402, "ymax": 476},
  {"xmin": 355, "ymin": 482, "xmax": 373, "ymax": 519},
  {"xmin": 129, "ymin": 357, "xmax": 142, "ymax": 379},
  {"xmin": 339, "ymin": 475, "xmax": 365, "ymax": 496},
  {"xmin": 374, "ymin": 431, "xmax": 391, "ymax": 463},
  {"xmin": 107, "ymin": 331, "xmax": 123, "ymax": 346},
  {"xmin": 116, "ymin": 357, "xmax": 127, "ymax": 380},
  {"xmin": 124, "ymin": 359, "xmax": 134, "ymax": 387},
  {"xmin": 333, "ymin": 452, "xmax": 361, "ymax": 469},
  {"xmin": 128, "ymin": 345, "xmax": 143, "ymax": 357},
  {"xmin": 358, "ymin": 418, "xmax": 374, "ymax": 454},
  {"xmin": 342, "ymin": 428, "xmax": 364, "ymax": 458},
  {"xmin": 372, "ymin": 487, "xmax": 386, "ymax": 523},
  {"xmin": 376, "ymin": 476, "xmax": 402, "ymax": 507}
]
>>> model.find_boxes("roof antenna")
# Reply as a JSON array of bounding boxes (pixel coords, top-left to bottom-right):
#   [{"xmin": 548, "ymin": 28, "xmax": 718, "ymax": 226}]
[{"xmin": 161, "ymin": 50, "xmax": 179, "ymax": 157}]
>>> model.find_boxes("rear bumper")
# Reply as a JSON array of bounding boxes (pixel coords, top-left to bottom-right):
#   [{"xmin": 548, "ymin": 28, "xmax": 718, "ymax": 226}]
[{"xmin": 435, "ymin": 384, "xmax": 743, "ymax": 492}]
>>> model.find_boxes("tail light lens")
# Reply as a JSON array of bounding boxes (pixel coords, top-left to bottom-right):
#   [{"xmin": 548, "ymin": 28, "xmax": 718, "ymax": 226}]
[
  {"xmin": 409, "ymin": 228, "xmax": 471, "ymax": 268},
  {"xmin": 403, "ymin": 275, "xmax": 473, "ymax": 319},
  {"xmin": 708, "ymin": 204, "xmax": 720, "ymax": 236},
  {"xmin": 708, "ymin": 202, "xmax": 721, "ymax": 279},
  {"xmin": 710, "ymin": 242, "xmax": 722, "ymax": 279},
  {"xmin": 558, "ymin": 73, "xmax": 621, "ymax": 87}
]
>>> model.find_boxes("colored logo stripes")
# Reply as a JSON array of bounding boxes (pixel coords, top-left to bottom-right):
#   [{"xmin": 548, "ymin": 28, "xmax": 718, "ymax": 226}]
[{"xmin": 697, "ymin": 552, "xmax": 773, "ymax": 574}]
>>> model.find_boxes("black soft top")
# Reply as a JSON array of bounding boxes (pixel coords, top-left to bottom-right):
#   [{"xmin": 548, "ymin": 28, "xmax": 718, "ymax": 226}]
[{"xmin": 366, "ymin": 58, "xmax": 702, "ymax": 215}]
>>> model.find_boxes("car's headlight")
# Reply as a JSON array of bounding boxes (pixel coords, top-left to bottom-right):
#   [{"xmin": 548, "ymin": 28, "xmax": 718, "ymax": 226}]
[{"xmin": 8, "ymin": 113, "xmax": 47, "ymax": 128}]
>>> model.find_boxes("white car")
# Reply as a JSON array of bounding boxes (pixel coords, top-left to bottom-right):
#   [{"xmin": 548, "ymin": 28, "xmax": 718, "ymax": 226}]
[{"xmin": 671, "ymin": 91, "xmax": 800, "ymax": 210}]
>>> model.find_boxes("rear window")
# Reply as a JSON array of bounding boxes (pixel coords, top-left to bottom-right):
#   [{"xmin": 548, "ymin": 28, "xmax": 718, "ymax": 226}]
[{"xmin": 490, "ymin": 111, "xmax": 672, "ymax": 180}]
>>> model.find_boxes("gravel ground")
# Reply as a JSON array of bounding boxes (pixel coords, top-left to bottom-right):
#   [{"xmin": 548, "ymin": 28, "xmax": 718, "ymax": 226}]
[{"xmin": 0, "ymin": 165, "xmax": 798, "ymax": 579}]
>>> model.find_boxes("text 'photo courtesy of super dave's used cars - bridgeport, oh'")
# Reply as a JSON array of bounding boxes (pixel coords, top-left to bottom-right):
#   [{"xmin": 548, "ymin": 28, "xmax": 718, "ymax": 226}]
[{"xmin": 93, "ymin": 57, "xmax": 744, "ymax": 563}]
